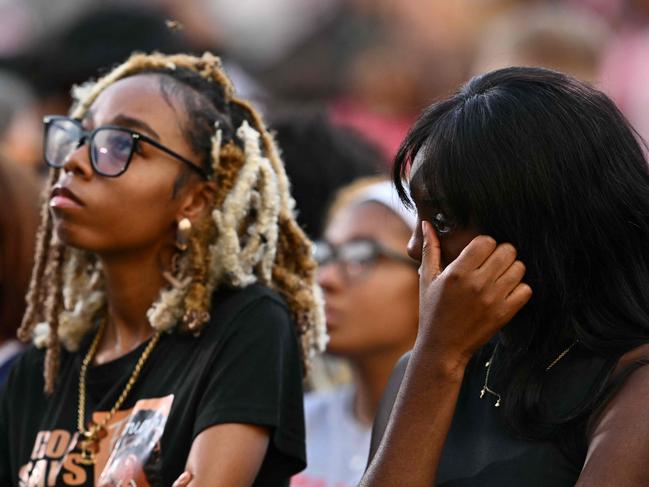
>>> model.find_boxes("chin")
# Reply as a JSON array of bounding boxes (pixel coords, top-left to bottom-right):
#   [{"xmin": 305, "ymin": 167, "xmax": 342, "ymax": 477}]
[
  {"xmin": 53, "ymin": 221, "xmax": 104, "ymax": 253},
  {"xmin": 324, "ymin": 337, "xmax": 361, "ymax": 358},
  {"xmin": 53, "ymin": 221, "xmax": 81, "ymax": 247}
]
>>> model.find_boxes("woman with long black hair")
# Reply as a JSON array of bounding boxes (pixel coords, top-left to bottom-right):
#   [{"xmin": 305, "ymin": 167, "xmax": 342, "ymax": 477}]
[{"xmin": 362, "ymin": 67, "xmax": 649, "ymax": 486}]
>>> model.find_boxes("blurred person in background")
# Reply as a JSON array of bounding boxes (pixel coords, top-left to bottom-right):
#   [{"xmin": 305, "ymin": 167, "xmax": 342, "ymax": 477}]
[
  {"xmin": 0, "ymin": 4, "xmax": 194, "ymax": 172},
  {"xmin": 599, "ymin": 0, "xmax": 649, "ymax": 142},
  {"xmin": 0, "ymin": 71, "xmax": 40, "ymax": 170},
  {"xmin": 270, "ymin": 110, "xmax": 382, "ymax": 240},
  {"xmin": 0, "ymin": 158, "xmax": 40, "ymax": 384},
  {"xmin": 292, "ymin": 178, "xmax": 418, "ymax": 487},
  {"xmin": 472, "ymin": 4, "xmax": 610, "ymax": 84},
  {"xmin": 0, "ymin": 3, "xmax": 268, "ymax": 173}
]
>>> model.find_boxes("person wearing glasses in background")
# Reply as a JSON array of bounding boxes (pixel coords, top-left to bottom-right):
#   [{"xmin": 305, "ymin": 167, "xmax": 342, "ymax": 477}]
[
  {"xmin": 292, "ymin": 178, "xmax": 418, "ymax": 487},
  {"xmin": 0, "ymin": 52, "xmax": 326, "ymax": 487}
]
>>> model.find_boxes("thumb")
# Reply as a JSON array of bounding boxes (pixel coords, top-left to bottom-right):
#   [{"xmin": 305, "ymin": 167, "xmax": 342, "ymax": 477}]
[
  {"xmin": 420, "ymin": 220, "xmax": 442, "ymax": 282},
  {"xmin": 172, "ymin": 471, "xmax": 193, "ymax": 487}
]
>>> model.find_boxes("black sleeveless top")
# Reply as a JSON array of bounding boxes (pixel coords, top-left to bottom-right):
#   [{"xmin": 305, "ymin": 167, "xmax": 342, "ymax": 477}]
[{"xmin": 436, "ymin": 343, "xmax": 611, "ymax": 486}]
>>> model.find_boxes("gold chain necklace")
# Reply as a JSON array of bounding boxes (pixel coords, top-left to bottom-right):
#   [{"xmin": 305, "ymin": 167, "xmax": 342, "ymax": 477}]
[
  {"xmin": 77, "ymin": 319, "xmax": 161, "ymax": 465},
  {"xmin": 480, "ymin": 340, "xmax": 578, "ymax": 408}
]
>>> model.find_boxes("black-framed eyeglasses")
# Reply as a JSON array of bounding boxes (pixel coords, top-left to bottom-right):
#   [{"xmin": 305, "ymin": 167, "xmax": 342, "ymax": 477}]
[
  {"xmin": 43, "ymin": 115, "xmax": 208, "ymax": 179},
  {"xmin": 313, "ymin": 238, "xmax": 417, "ymax": 283}
]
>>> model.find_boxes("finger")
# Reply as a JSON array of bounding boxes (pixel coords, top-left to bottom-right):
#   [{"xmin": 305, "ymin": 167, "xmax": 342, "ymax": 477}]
[
  {"xmin": 449, "ymin": 235, "xmax": 497, "ymax": 273},
  {"xmin": 494, "ymin": 260, "xmax": 526, "ymax": 295},
  {"xmin": 172, "ymin": 471, "xmax": 193, "ymax": 487},
  {"xmin": 502, "ymin": 283, "xmax": 533, "ymax": 321},
  {"xmin": 480, "ymin": 243, "xmax": 518, "ymax": 281},
  {"xmin": 420, "ymin": 220, "xmax": 442, "ymax": 282}
]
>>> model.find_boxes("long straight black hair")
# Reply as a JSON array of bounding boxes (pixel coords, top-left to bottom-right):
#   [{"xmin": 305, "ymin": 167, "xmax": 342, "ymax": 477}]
[{"xmin": 394, "ymin": 66, "xmax": 649, "ymax": 444}]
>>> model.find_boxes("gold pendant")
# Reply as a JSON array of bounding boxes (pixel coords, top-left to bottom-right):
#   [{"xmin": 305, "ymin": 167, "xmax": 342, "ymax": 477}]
[
  {"xmin": 79, "ymin": 442, "xmax": 96, "ymax": 465},
  {"xmin": 78, "ymin": 424, "xmax": 107, "ymax": 465}
]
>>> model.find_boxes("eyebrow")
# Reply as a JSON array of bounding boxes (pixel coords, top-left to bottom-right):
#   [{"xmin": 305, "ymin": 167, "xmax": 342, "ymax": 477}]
[
  {"xmin": 109, "ymin": 114, "xmax": 160, "ymax": 140},
  {"xmin": 81, "ymin": 110, "xmax": 161, "ymax": 140}
]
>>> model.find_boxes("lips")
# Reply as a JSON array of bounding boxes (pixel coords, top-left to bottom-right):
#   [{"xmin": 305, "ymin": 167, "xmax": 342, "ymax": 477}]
[
  {"xmin": 50, "ymin": 185, "xmax": 85, "ymax": 207},
  {"xmin": 324, "ymin": 305, "xmax": 340, "ymax": 328}
]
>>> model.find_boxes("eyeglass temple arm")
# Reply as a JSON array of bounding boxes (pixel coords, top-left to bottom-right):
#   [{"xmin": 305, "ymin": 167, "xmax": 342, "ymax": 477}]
[
  {"xmin": 379, "ymin": 245, "xmax": 419, "ymax": 267},
  {"xmin": 132, "ymin": 133, "xmax": 208, "ymax": 180}
]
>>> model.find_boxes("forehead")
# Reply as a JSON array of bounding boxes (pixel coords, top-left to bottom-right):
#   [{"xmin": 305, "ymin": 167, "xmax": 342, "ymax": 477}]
[
  {"xmin": 87, "ymin": 74, "xmax": 183, "ymax": 132},
  {"xmin": 408, "ymin": 158, "xmax": 430, "ymax": 203},
  {"xmin": 326, "ymin": 202, "xmax": 411, "ymax": 245}
]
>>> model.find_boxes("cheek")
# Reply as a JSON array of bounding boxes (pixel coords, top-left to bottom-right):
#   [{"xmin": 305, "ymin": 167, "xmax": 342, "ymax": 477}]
[
  {"xmin": 106, "ymin": 183, "xmax": 177, "ymax": 246},
  {"xmin": 369, "ymin": 269, "xmax": 419, "ymax": 332},
  {"xmin": 440, "ymin": 229, "xmax": 480, "ymax": 267},
  {"xmin": 327, "ymin": 267, "xmax": 419, "ymax": 352},
  {"xmin": 55, "ymin": 178, "xmax": 178, "ymax": 252}
]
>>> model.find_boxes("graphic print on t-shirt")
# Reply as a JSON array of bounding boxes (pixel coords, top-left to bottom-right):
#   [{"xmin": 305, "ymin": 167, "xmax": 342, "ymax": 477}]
[{"xmin": 18, "ymin": 395, "xmax": 174, "ymax": 487}]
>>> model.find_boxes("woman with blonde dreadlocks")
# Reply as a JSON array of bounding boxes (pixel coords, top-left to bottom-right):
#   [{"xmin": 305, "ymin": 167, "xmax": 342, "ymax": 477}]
[{"xmin": 0, "ymin": 52, "xmax": 326, "ymax": 487}]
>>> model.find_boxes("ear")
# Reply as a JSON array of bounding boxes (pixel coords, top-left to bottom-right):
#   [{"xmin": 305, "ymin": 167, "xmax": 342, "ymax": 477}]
[{"xmin": 177, "ymin": 180, "xmax": 217, "ymax": 223}]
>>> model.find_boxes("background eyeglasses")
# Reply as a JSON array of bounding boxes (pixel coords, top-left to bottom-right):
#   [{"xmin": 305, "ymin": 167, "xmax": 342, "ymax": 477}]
[
  {"xmin": 43, "ymin": 115, "xmax": 208, "ymax": 179},
  {"xmin": 313, "ymin": 238, "xmax": 417, "ymax": 282}
]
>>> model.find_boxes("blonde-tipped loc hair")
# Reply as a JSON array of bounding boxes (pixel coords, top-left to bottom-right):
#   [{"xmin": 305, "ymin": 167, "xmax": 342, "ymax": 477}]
[{"xmin": 19, "ymin": 52, "xmax": 327, "ymax": 392}]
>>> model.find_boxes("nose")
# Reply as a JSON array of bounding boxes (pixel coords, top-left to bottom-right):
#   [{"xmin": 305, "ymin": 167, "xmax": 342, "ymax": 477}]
[
  {"xmin": 61, "ymin": 137, "xmax": 93, "ymax": 179},
  {"xmin": 316, "ymin": 260, "xmax": 346, "ymax": 293},
  {"xmin": 406, "ymin": 226, "xmax": 423, "ymax": 264}
]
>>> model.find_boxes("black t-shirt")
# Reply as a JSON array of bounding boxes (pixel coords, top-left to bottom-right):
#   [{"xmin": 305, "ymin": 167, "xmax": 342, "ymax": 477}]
[{"xmin": 0, "ymin": 283, "xmax": 306, "ymax": 486}]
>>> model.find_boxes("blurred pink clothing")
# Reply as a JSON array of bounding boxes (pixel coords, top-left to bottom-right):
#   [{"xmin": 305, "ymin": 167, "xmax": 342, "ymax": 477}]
[
  {"xmin": 600, "ymin": 28, "xmax": 649, "ymax": 141},
  {"xmin": 330, "ymin": 99, "xmax": 416, "ymax": 164}
]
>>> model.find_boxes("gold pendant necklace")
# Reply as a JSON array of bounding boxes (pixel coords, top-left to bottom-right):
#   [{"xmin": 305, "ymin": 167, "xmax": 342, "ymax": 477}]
[
  {"xmin": 77, "ymin": 319, "xmax": 161, "ymax": 465},
  {"xmin": 480, "ymin": 340, "xmax": 578, "ymax": 408}
]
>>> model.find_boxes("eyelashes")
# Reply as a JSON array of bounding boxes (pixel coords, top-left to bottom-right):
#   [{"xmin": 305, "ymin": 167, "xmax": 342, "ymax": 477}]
[{"xmin": 431, "ymin": 212, "xmax": 453, "ymax": 235}]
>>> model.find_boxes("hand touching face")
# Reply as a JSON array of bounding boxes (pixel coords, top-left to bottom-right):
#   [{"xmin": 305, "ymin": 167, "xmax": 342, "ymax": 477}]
[{"xmin": 407, "ymin": 165, "xmax": 532, "ymax": 364}]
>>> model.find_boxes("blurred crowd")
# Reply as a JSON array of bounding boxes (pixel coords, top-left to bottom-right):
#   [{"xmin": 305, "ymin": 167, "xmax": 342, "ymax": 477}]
[{"xmin": 0, "ymin": 0, "xmax": 648, "ymax": 486}]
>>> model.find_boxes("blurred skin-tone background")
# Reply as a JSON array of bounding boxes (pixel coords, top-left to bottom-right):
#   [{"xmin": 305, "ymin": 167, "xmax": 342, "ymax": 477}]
[{"xmin": 1, "ymin": 0, "xmax": 648, "ymax": 174}]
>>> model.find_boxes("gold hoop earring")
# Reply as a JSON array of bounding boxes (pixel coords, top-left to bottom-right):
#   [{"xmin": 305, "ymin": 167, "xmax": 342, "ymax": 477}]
[{"xmin": 176, "ymin": 218, "xmax": 192, "ymax": 252}]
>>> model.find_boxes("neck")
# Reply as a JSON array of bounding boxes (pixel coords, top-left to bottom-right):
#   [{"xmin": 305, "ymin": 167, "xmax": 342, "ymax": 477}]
[
  {"xmin": 349, "ymin": 349, "xmax": 408, "ymax": 426},
  {"xmin": 94, "ymin": 245, "xmax": 172, "ymax": 363}
]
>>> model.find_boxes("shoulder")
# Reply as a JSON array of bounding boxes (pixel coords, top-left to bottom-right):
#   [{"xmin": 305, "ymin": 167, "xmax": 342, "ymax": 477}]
[
  {"xmin": 211, "ymin": 282, "xmax": 289, "ymax": 318},
  {"xmin": 6, "ymin": 344, "xmax": 44, "ymax": 377},
  {"xmin": 207, "ymin": 284, "xmax": 292, "ymax": 334},
  {"xmin": 579, "ymin": 344, "xmax": 649, "ymax": 485},
  {"xmin": 0, "ymin": 345, "xmax": 46, "ymax": 401},
  {"xmin": 199, "ymin": 283, "xmax": 297, "ymax": 356},
  {"xmin": 611, "ymin": 342, "xmax": 649, "ymax": 377}
]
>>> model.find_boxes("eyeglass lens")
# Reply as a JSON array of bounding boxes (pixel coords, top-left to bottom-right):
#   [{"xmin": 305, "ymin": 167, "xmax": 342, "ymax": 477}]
[
  {"xmin": 45, "ymin": 119, "xmax": 82, "ymax": 168},
  {"xmin": 91, "ymin": 129, "xmax": 134, "ymax": 176},
  {"xmin": 46, "ymin": 119, "xmax": 135, "ymax": 176},
  {"xmin": 314, "ymin": 240, "xmax": 378, "ymax": 281}
]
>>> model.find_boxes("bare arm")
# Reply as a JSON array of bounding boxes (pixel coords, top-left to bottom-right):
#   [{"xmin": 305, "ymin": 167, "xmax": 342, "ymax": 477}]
[
  {"xmin": 368, "ymin": 353, "xmax": 409, "ymax": 463},
  {"xmin": 576, "ymin": 349, "xmax": 649, "ymax": 487},
  {"xmin": 173, "ymin": 423, "xmax": 270, "ymax": 487},
  {"xmin": 361, "ymin": 342, "xmax": 467, "ymax": 486},
  {"xmin": 361, "ymin": 221, "xmax": 532, "ymax": 486}
]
